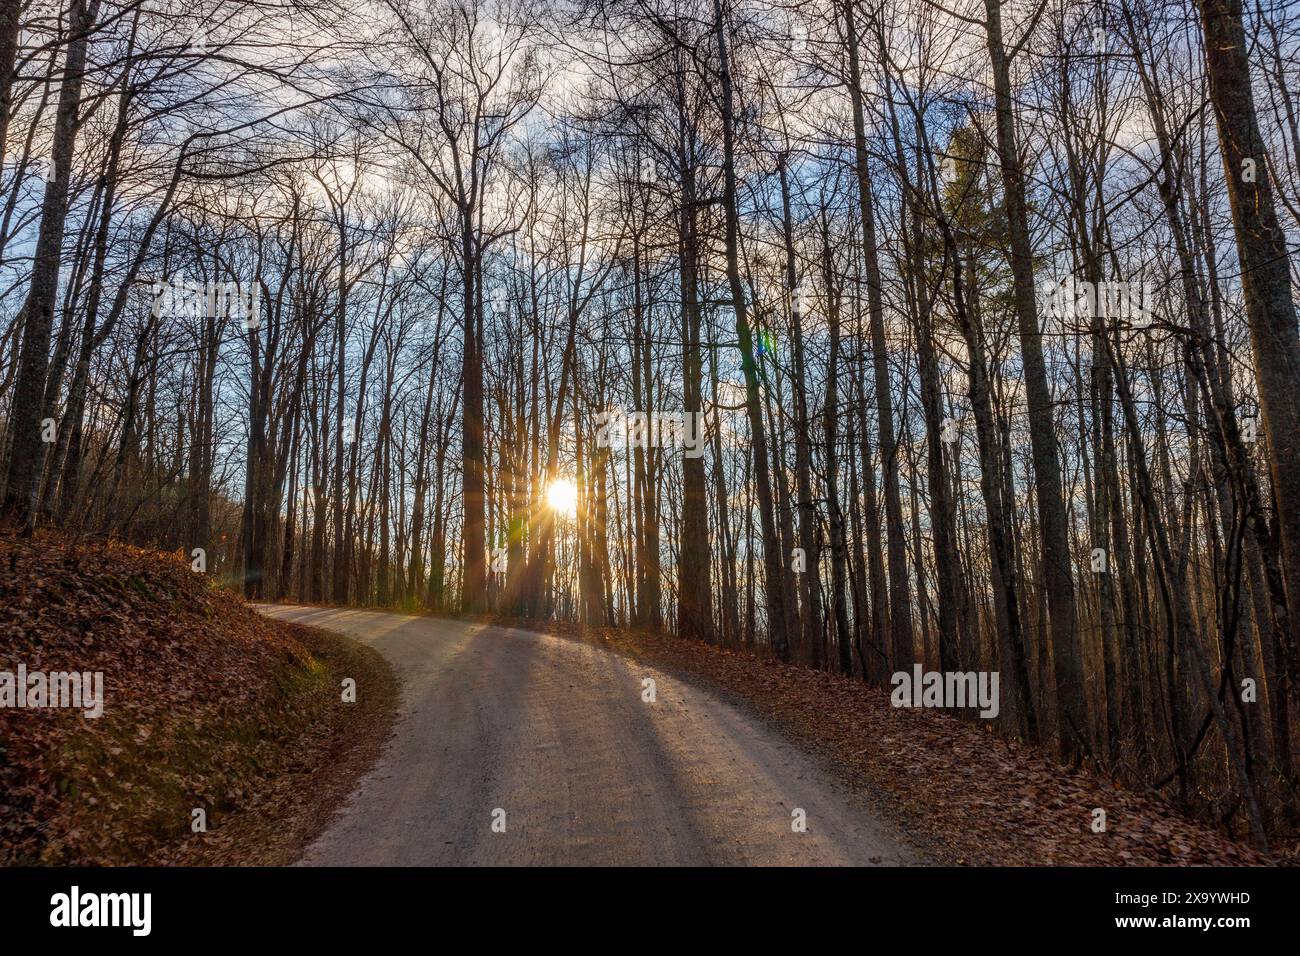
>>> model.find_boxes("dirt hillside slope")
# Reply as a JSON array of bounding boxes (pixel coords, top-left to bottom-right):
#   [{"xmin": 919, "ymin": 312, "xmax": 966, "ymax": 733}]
[{"xmin": 0, "ymin": 533, "xmax": 396, "ymax": 865}]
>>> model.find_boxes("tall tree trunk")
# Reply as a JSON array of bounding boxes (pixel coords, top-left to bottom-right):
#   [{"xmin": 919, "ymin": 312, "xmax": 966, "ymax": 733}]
[
  {"xmin": 0, "ymin": 0, "xmax": 20, "ymax": 172},
  {"xmin": 678, "ymin": 146, "xmax": 714, "ymax": 643},
  {"xmin": 1197, "ymin": 0, "xmax": 1300, "ymax": 700},
  {"xmin": 844, "ymin": 0, "xmax": 913, "ymax": 672},
  {"xmin": 981, "ymin": 0, "xmax": 1084, "ymax": 759},
  {"xmin": 3, "ymin": 0, "xmax": 100, "ymax": 528},
  {"xmin": 818, "ymin": 216, "xmax": 853, "ymax": 675},
  {"xmin": 460, "ymin": 227, "xmax": 488, "ymax": 612},
  {"xmin": 782, "ymin": 157, "xmax": 824, "ymax": 666},
  {"xmin": 712, "ymin": 0, "xmax": 788, "ymax": 658}
]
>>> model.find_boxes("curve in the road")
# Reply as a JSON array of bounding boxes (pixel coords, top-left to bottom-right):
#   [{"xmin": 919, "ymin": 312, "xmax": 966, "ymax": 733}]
[{"xmin": 257, "ymin": 605, "xmax": 919, "ymax": 867}]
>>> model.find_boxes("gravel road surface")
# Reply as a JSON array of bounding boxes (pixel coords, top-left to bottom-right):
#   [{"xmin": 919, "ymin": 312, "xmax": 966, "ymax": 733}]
[{"xmin": 257, "ymin": 605, "xmax": 918, "ymax": 866}]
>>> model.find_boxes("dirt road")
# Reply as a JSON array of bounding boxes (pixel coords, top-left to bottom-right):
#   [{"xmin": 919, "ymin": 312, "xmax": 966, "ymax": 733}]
[{"xmin": 257, "ymin": 606, "xmax": 918, "ymax": 866}]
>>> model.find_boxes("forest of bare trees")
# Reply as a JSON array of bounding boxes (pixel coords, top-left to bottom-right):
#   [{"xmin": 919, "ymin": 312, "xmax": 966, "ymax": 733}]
[{"xmin": 3, "ymin": 0, "xmax": 1300, "ymax": 851}]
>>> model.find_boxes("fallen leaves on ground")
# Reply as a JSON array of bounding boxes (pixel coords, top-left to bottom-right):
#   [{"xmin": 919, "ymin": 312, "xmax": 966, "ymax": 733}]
[{"xmin": 0, "ymin": 532, "xmax": 397, "ymax": 865}]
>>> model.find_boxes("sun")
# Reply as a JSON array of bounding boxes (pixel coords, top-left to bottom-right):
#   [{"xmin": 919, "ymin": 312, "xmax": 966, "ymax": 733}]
[{"xmin": 546, "ymin": 477, "xmax": 578, "ymax": 516}]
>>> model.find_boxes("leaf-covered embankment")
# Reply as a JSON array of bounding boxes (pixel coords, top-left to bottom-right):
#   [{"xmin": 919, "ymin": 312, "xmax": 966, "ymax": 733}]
[{"xmin": 0, "ymin": 533, "xmax": 396, "ymax": 865}]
